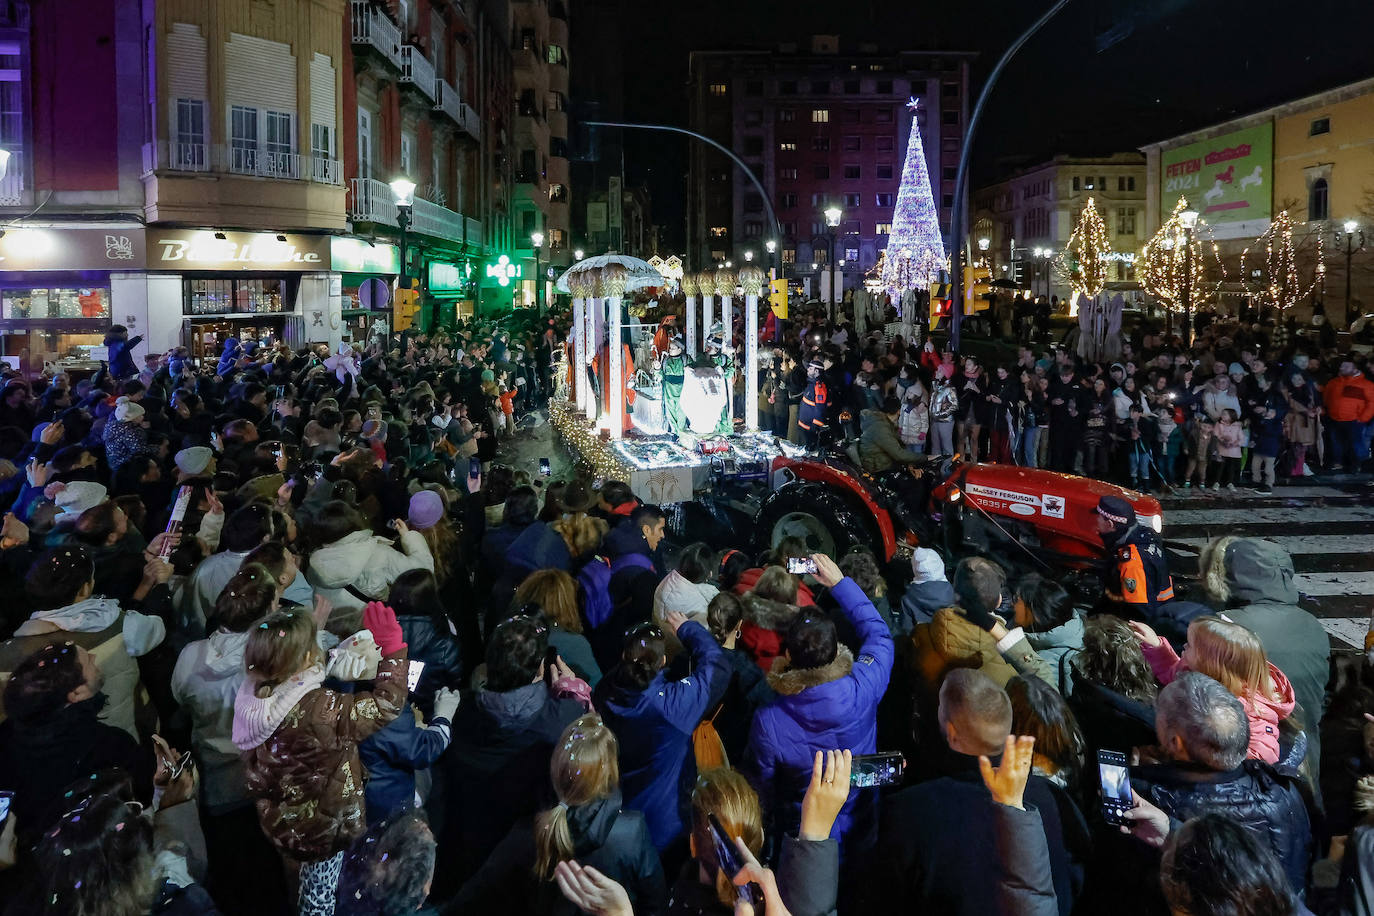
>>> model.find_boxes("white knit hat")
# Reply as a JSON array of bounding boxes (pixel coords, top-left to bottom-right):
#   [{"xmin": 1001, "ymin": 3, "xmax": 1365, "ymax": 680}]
[
  {"xmin": 910, "ymin": 547, "xmax": 947, "ymax": 583},
  {"xmin": 55, "ymin": 481, "xmax": 108, "ymax": 517},
  {"xmin": 114, "ymin": 396, "xmax": 144, "ymax": 422}
]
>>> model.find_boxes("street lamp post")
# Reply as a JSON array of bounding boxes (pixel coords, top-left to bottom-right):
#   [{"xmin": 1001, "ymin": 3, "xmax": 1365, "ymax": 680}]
[
  {"xmin": 765, "ymin": 239, "xmax": 778, "ymax": 279},
  {"xmin": 390, "ymin": 177, "xmax": 416, "ymax": 325},
  {"xmin": 1338, "ymin": 220, "xmax": 1366, "ymax": 327},
  {"xmin": 574, "ymin": 248, "xmax": 585, "ymax": 261},
  {"xmin": 531, "ymin": 231, "xmax": 545, "ymax": 313},
  {"xmin": 978, "ymin": 237, "xmax": 990, "ymax": 265},
  {"xmin": 1180, "ymin": 209, "xmax": 1199, "ymax": 343},
  {"xmin": 825, "ymin": 206, "xmax": 842, "ymax": 321}
]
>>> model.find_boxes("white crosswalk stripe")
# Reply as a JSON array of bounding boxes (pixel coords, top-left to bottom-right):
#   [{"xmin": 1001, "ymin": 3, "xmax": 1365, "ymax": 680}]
[{"xmin": 1162, "ymin": 483, "xmax": 1374, "ymax": 649}]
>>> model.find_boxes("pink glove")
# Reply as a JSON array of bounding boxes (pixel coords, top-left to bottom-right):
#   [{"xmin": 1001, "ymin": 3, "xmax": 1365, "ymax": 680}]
[{"xmin": 362, "ymin": 601, "xmax": 407, "ymax": 656}]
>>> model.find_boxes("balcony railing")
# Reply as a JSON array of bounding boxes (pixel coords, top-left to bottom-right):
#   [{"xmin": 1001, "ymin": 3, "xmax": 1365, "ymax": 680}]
[
  {"xmin": 349, "ymin": 176, "xmax": 471, "ymax": 247},
  {"xmin": 311, "ymin": 156, "xmax": 343, "ymax": 185},
  {"xmin": 434, "ymin": 77, "xmax": 463, "ymax": 126},
  {"xmin": 465, "ymin": 217, "xmax": 482, "ymax": 248},
  {"xmin": 141, "ymin": 141, "xmax": 339, "ymax": 184},
  {"xmin": 0, "ymin": 150, "xmax": 23, "ymax": 205},
  {"xmin": 400, "ymin": 45, "xmax": 436, "ymax": 103},
  {"xmin": 350, "ymin": 0, "xmax": 401, "ymax": 70},
  {"xmin": 229, "ymin": 147, "xmax": 300, "ymax": 180}
]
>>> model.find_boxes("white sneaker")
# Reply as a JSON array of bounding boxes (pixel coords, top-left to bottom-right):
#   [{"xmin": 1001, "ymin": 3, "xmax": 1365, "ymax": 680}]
[
  {"xmin": 1226, "ymin": 483, "xmax": 1236, "ymax": 492},
  {"xmin": 1301, "ymin": 465, "xmax": 1314, "ymax": 476}
]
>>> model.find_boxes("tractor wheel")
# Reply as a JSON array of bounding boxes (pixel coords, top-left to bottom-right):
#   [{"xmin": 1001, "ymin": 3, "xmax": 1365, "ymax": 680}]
[{"xmin": 753, "ymin": 482, "xmax": 879, "ymax": 558}]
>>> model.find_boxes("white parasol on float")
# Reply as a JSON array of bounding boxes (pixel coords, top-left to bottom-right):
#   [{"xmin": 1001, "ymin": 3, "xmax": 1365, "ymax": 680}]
[{"xmin": 556, "ymin": 254, "xmax": 665, "ymax": 294}]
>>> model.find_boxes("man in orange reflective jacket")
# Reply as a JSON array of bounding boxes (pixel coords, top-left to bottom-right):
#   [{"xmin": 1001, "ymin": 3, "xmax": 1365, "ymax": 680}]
[
  {"xmin": 1095, "ymin": 494, "xmax": 1174, "ymax": 614},
  {"xmin": 798, "ymin": 358, "xmax": 829, "ymax": 451}
]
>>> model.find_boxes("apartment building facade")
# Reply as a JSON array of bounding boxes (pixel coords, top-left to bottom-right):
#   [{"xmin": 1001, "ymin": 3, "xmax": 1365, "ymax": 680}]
[{"xmin": 686, "ymin": 36, "xmax": 972, "ymax": 294}]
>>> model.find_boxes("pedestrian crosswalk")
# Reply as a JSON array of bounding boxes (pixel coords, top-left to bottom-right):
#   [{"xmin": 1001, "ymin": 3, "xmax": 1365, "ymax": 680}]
[{"xmin": 1161, "ymin": 483, "xmax": 1374, "ymax": 649}]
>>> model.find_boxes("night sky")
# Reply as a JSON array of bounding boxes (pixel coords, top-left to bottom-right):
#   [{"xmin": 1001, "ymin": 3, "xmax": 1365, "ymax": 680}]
[{"xmin": 613, "ymin": 0, "xmax": 1374, "ymax": 251}]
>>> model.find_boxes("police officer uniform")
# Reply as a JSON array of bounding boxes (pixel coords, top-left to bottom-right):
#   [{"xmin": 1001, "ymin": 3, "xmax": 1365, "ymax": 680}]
[{"xmin": 1096, "ymin": 495, "xmax": 1174, "ymax": 613}]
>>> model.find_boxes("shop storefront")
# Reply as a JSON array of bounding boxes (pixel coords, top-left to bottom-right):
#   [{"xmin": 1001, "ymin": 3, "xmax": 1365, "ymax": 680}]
[
  {"xmin": 330, "ymin": 237, "xmax": 399, "ymax": 345},
  {"xmin": 0, "ymin": 225, "xmax": 146, "ymax": 377},
  {"xmin": 427, "ymin": 258, "xmax": 476, "ymax": 326},
  {"xmin": 145, "ymin": 229, "xmax": 332, "ymax": 367}
]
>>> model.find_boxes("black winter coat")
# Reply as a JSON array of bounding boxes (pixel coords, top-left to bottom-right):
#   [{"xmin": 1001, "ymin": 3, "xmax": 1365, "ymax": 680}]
[
  {"xmin": 447, "ymin": 791, "xmax": 666, "ymax": 916},
  {"xmin": 430, "ymin": 684, "xmax": 586, "ymax": 897},
  {"xmin": 867, "ymin": 749, "xmax": 1089, "ymax": 916},
  {"xmin": 1134, "ymin": 759, "xmax": 1312, "ymax": 892},
  {"xmin": 396, "ymin": 613, "xmax": 463, "ymax": 714}
]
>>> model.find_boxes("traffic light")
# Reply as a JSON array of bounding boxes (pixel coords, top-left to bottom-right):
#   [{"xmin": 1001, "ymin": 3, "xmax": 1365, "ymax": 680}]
[
  {"xmin": 963, "ymin": 266, "xmax": 993, "ymax": 313},
  {"xmin": 928, "ymin": 270, "xmax": 951, "ymax": 326},
  {"xmin": 768, "ymin": 278, "xmax": 789, "ymax": 319},
  {"xmin": 393, "ymin": 279, "xmax": 421, "ymax": 331}
]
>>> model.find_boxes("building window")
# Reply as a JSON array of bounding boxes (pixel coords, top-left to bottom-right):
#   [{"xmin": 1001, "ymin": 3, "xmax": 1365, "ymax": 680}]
[
  {"xmin": 1117, "ymin": 207, "xmax": 1137, "ymax": 235},
  {"xmin": 844, "ymin": 247, "xmax": 860, "ymax": 260},
  {"xmin": 1309, "ymin": 177, "xmax": 1329, "ymax": 221},
  {"xmin": 876, "ymin": 222, "xmax": 892, "ymax": 235},
  {"xmin": 844, "ymin": 79, "xmax": 860, "ymax": 94},
  {"xmin": 744, "ymin": 192, "xmax": 763, "ymax": 212},
  {"xmin": 875, "ymin": 192, "xmax": 894, "ymax": 207},
  {"xmin": 400, "ymin": 130, "xmax": 414, "ymax": 176},
  {"xmin": 548, "ymin": 183, "xmax": 568, "ymax": 203},
  {"xmin": 843, "ymin": 165, "xmax": 861, "ymax": 180},
  {"xmin": 876, "ymin": 136, "xmax": 893, "ymax": 152},
  {"xmin": 779, "ymin": 80, "xmax": 797, "ymax": 95},
  {"xmin": 744, "ymin": 108, "xmax": 763, "ymax": 126},
  {"xmin": 1310, "ymin": 117, "xmax": 1330, "ymax": 136},
  {"xmin": 743, "ymin": 136, "xmax": 764, "ymax": 156},
  {"xmin": 811, "ymin": 80, "xmax": 829, "ymax": 94},
  {"xmin": 811, "ymin": 136, "xmax": 830, "ymax": 151},
  {"xmin": 876, "ymin": 79, "xmax": 893, "ymax": 94},
  {"xmin": 782, "ymin": 248, "xmax": 796, "ymax": 264},
  {"xmin": 941, "ymin": 110, "xmax": 958, "ymax": 125},
  {"xmin": 843, "ymin": 135, "xmax": 861, "ymax": 151},
  {"xmin": 779, "ymin": 167, "xmax": 798, "ymax": 180},
  {"xmin": 779, "ymin": 192, "xmax": 798, "ymax": 208},
  {"xmin": 745, "ymin": 80, "xmax": 763, "ymax": 95},
  {"xmin": 779, "ymin": 140, "xmax": 797, "ymax": 153},
  {"xmin": 876, "ymin": 164, "xmax": 893, "ymax": 180},
  {"xmin": 842, "ymin": 192, "xmax": 860, "ymax": 207},
  {"xmin": 811, "ymin": 223, "xmax": 826, "ymax": 239},
  {"xmin": 942, "ymin": 82, "xmax": 959, "ymax": 97},
  {"xmin": 744, "ymin": 221, "xmax": 762, "ymax": 237},
  {"xmin": 782, "ymin": 222, "xmax": 797, "ymax": 237},
  {"xmin": 941, "ymin": 166, "xmax": 956, "ymax": 180},
  {"xmin": 709, "ymin": 82, "xmax": 727, "ymax": 97},
  {"xmin": 868, "ymin": 63, "xmax": 883, "ymax": 71},
  {"xmin": 546, "ymin": 44, "xmax": 566, "ymax": 65},
  {"xmin": 229, "ymin": 105, "xmax": 259, "ymax": 171},
  {"xmin": 310, "ymin": 122, "xmax": 334, "ymax": 173},
  {"xmin": 843, "ymin": 108, "xmax": 860, "ymax": 123},
  {"xmin": 875, "ymin": 108, "xmax": 893, "ymax": 123},
  {"xmin": 174, "ymin": 99, "xmax": 208, "ymax": 169},
  {"xmin": 778, "ymin": 108, "xmax": 795, "ymax": 122},
  {"xmin": 708, "ymin": 226, "xmax": 728, "ymax": 238},
  {"xmin": 942, "ymin": 193, "xmax": 954, "ymax": 207},
  {"xmin": 1075, "ymin": 176, "xmax": 1084, "ymax": 190},
  {"xmin": 811, "ymin": 108, "xmax": 830, "ymax": 123},
  {"xmin": 357, "ymin": 109, "xmax": 372, "ymax": 179},
  {"xmin": 813, "ymin": 165, "xmax": 830, "ymax": 180}
]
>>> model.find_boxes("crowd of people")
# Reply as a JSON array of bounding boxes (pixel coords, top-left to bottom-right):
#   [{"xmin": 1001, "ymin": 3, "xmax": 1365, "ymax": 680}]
[
  {"xmin": 760, "ymin": 301, "xmax": 1374, "ymax": 493},
  {"xmin": 0, "ymin": 299, "xmax": 1367, "ymax": 916}
]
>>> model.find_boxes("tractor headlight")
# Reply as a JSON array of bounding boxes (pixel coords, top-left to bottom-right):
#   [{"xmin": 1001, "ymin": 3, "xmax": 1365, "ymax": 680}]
[{"xmin": 948, "ymin": 487, "xmax": 962, "ymax": 504}]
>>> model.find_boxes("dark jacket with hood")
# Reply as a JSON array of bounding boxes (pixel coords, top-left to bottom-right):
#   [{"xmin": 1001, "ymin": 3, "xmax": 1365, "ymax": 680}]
[
  {"xmin": 432, "ymin": 683, "xmax": 586, "ymax": 895},
  {"xmin": 396, "ymin": 613, "xmax": 463, "ymax": 717},
  {"xmin": 745, "ymin": 578, "xmax": 893, "ymax": 857},
  {"xmin": 105, "ymin": 330, "xmax": 143, "ymax": 380},
  {"xmin": 593, "ymin": 621, "xmax": 729, "ymax": 850},
  {"xmin": 490, "ymin": 520, "xmax": 572, "ymax": 612},
  {"xmin": 857, "ymin": 408, "xmax": 925, "ymax": 474},
  {"xmin": 358, "ymin": 705, "xmax": 451, "ymax": 826},
  {"xmin": 588, "ymin": 522, "xmax": 663, "ymax": 672},
  {"xmin": 1066, "ymin": 662, "xmax": 1159, "ymax": 754},
  {"xmin": 448, "ymin": 790, "xmax": 667, "ymax": 916},
  {"xmin": 1199, "ymin": 536, "xmax": 1329, "ymax": 779}
]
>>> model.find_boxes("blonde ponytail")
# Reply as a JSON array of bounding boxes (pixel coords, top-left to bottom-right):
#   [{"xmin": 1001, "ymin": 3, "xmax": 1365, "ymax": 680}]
[{"xmin": 533, "ymin": 804, "xmax": 574, "ymax": 880}]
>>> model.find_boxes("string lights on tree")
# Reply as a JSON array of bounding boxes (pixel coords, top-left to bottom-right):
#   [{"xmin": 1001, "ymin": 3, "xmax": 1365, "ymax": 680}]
[
  {"xmin": 880, "ymin": 98, "xmax": 947, "ymax": 297},
  {"xmin": 1138, "ymin": 196, "xmax": 1227, "ymax": 333},
  {"xmin": 1240, "ymin": 209, "xmax": 1327, "ymax": 316},
  {"xmin": 1055, "ymin": 197, "xmax": 1110, "ymax": 301}
]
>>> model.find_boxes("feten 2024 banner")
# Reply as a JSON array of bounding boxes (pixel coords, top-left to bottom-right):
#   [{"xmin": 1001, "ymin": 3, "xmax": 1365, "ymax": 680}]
[{"xmin": 1160, "ymin": 123, "xmax": 1273, "ymax": 226}]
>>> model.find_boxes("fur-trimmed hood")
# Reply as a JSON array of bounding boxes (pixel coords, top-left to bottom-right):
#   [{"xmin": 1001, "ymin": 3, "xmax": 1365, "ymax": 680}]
[
  {"xmin": 743, "ymin": 592, "xmax": 802, "ymax": 631},
  {"xmin": 767, "ymin": 644, "xmax": 854, "ymax": 696},
  {"xmin": 1199, "ymin": 536, "xmax": 1299, "ymax": 607}
]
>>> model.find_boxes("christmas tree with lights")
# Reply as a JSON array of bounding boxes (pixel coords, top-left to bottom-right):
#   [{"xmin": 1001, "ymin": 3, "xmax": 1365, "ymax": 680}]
[{"xmin": 881, "ymin": 98, "xmax": 947, "ymax": 296}]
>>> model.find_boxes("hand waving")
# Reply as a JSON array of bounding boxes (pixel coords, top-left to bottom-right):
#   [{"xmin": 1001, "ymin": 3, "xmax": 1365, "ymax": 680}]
[{"xmin": 979, "ymin": 734, "xmax": 1036, "ymax": 810}]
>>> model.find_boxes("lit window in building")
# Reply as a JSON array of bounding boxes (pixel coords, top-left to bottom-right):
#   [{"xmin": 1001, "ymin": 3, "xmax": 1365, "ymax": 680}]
[
  {"xmin": 709, "ymin": 226, "xmax": 728, "ymax": 238},
  {"xmin": 709, "ymin": 83, "xmax": 727, "ymax": 97},
  {"xmin": 811, "ymin": 108, "xmax": 829, "ymax": 123}
]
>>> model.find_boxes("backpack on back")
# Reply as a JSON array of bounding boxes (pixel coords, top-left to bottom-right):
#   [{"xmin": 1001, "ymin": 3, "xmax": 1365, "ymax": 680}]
[{"xmin": 578, "ymin": 553, "xmax": 655, "ymax": 630}]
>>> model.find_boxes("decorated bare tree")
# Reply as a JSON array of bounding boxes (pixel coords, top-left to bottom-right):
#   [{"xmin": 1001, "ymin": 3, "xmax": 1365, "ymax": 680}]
[
  {"xmin": 1055, "ymin": 197, "xmax": 1109, "ymax": 305},
  {"xmin": 1241, "ymin": 209, "xmax": 1327, "ymax": 319}
]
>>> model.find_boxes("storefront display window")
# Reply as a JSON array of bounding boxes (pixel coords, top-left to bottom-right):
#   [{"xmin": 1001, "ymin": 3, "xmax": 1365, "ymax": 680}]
[
  {"xmin": 2, "ymin": 287, "xmax": 111, "ymax": 320},
  {"xmin": 184, "ymin": 277, "xmax": 290, "ymax": 315}
]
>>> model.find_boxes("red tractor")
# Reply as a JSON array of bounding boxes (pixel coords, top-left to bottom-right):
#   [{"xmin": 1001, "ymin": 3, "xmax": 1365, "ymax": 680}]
[{"xmin": 748, "ymin": 451, "xmax": 1162, "ymax": 586}]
